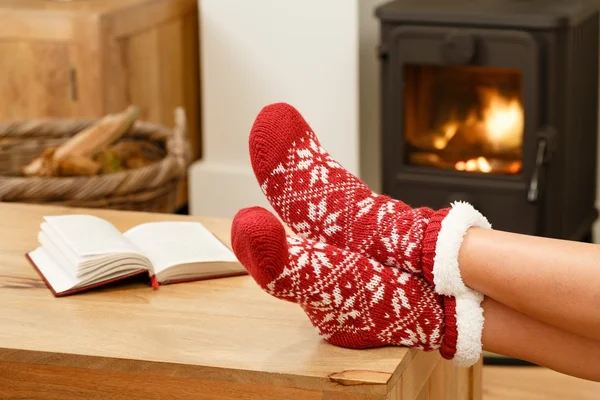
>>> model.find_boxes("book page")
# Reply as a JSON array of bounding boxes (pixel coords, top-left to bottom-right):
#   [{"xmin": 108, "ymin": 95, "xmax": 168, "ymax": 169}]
[
  {"xmin": 123, "ymin": 221, "xmax": 239, "ymax": 274},
  {"xmin": 29, "ymin": 247, "xmax": 80, "ymax": 294},
  {"xmin": 38, "ymin": 231, "xmax": 79, "ymax": 279},
  {"xmin": 40, "ymin": 223, "xmax": 83, "ymax": 269},
  {"xmin": 43, "ymin": 215, "xmax": 143, "ymax": 258},
  {"xmin": 28, "ymin": 246, "xmax": 148, "ymax": 295}
]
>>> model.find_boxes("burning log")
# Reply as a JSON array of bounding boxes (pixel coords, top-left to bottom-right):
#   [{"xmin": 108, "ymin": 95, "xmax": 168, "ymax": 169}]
[{"xmin": 409, "ymin": 151, "xmax": 522, "ymax": 174}]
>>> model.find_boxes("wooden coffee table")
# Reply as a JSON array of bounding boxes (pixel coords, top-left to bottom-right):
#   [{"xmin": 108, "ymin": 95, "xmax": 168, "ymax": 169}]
[{"xmin": 0, "ymin": 203, "xmax": 481, "ymax": 399}]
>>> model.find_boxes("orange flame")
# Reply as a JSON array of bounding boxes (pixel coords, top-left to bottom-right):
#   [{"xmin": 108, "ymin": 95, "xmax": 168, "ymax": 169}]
[
  {"xmin": 479, "ymin": 87, "xmax": 524, "ymax": 151},
  {"xmin": 450, "ymin": 87, "xmax": 524, "ymax": 173},
  {"xmin": 455, "ymin": 157, "xmax": 492, "ymax": 173}
]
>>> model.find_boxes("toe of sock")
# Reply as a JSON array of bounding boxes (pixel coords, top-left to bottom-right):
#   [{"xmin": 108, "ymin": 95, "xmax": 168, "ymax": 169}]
[
  {"xmin": 231, "ymin": 206, "xmax": 289, "ymax": 288},
  {"xmin": 249, "ymin": 102, "xmax": 313, "ymax": 183}
]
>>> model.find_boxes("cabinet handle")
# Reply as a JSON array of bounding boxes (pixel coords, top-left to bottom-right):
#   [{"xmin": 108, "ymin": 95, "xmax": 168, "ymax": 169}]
[{"xmin": 69, "ymin": 68, "xmax": 78, "ymax": 102}]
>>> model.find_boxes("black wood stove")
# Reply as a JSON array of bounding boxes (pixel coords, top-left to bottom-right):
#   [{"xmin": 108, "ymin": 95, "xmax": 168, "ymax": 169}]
[{"xmin": 376, "ymin": 0, "xmax": 600, "ymax": 240}]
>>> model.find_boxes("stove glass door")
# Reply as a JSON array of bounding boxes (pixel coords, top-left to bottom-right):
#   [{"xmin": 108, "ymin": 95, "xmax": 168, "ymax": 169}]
[{"xmin": 403, "ymin": 64, "xmax": 523, "ymax": 175}]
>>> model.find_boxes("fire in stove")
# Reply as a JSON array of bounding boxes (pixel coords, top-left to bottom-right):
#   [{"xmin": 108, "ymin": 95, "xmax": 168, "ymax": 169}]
[
  {"xmin": 378, "ymin": 0, "xmax": 600, "ymax": 240},
  {"xmin": 405, "ymin": 66, "xmax": 524, "ymax": 175}
]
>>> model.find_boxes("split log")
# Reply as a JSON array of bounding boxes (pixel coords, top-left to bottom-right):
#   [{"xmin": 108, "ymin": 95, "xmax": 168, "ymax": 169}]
[{"xmin": 22, "ymin": 105, "xmax": 141, "ymax": 177}]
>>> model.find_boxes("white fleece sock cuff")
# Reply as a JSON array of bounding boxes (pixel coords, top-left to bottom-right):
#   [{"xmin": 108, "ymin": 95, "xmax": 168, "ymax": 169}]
[
  {"xmin": 432, "ymin": 201, "xmax": 491, "ymax": 367},
  {"xmin": 452, "ymin": 291, "xmax": 485, "ymax": 367},
  {"xmin": 432, "ymin": 201, "xmax": 491, "ymax": 297}
]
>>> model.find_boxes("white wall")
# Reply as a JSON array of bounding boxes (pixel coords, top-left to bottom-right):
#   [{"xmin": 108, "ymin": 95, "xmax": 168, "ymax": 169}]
[
  {"xmin": 190, "ymin": 0, "xmax": 364, "ymax": 218},
  {"xmin": 358, "ymin": 0, "xmax": 389, "ymax": 194}
]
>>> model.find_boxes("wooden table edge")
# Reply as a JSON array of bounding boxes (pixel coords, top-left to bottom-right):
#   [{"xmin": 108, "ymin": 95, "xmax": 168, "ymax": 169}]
[{"xmin": 0, "ymin": 347, "xmax": 396, "ymax": 396}]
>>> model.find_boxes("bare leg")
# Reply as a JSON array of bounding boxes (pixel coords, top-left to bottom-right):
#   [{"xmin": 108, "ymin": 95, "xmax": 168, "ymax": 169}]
[
  {"xmin": 482, "ymin": 296, "xmax": 600, "ymax": 382},
  {"xmin": 460, "ymin": 227, "xmax": 600, "ymax": 340}
]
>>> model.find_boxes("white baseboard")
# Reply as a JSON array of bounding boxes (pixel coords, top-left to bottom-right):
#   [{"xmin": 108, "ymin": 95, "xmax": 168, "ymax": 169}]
[{"xmin": 188, "ymin": 160, "xmax": 273, "ymax": 219}]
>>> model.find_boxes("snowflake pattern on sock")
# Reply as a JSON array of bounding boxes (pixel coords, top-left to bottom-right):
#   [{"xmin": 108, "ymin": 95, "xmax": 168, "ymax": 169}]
[
  {"xmin": 284, "ymin": 237, "xmax": 445, "ymax": 350},
  {"xmin": 252, "ymin": 125, "xmax": 440, "ymax": 275},
  {"xmin": 232, "ymin": 207, "xmax": 446, "ymax": 351},
  {"xmin": 246, "ymin": 104, "xmax": 488, "ymax": 366}
]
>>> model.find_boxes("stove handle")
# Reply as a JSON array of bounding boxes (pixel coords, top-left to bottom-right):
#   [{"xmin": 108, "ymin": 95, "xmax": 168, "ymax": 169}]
[
  {"xmin": 527, "ymin": 140, "xmax": 546, "ymax": 202},
  {"xmin": 527, "ymin": 127, "xmax": 557, "ymax": 203}
]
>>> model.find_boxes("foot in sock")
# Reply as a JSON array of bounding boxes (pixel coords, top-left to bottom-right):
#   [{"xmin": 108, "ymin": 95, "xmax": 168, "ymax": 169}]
[
  {"xmin": 249, "ymin": 102, "xmax": 490, "ymax": 299},
  {"xmin": 230, "ymin": 206, "xmax": 484, "ymax": 367}
]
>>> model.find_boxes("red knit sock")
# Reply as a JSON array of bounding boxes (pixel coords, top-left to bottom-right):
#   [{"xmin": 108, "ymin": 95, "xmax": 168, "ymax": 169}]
[
  {"xmin": 248, "ymin": 103, "xmax": 489, "ymax": 365},
  {"xmin": 230, "ymin": 206, "xmax": 485, "ymax": 366},
  {"xmin": 249, "ymin": 103, "xmax": 489, "ymax": 289}
]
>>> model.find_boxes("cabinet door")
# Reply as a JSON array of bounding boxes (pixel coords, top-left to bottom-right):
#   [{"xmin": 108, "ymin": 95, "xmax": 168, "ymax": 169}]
[
  {"xmin": 102, "ymin": 12, "xmax": 200, "ymax": 161},
  {"xmin": 0, "ymin": 41, "xmax": 75, "ymax": 119}
]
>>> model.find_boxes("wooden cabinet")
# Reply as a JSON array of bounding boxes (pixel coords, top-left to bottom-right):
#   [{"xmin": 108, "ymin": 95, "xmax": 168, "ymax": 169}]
[
  {"xmin": 0, "ymin": 41, "xmax": 74, "ymax": 118},
  {"xmin": 0, "ymin": 0, "xmax": 201, "ymax": 209}
]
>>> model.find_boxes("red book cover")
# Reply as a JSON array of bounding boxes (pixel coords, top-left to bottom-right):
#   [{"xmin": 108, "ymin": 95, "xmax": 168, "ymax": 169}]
[{"xmin": 157, "ymin": 270, "xmax": 248, "ymax": 286}]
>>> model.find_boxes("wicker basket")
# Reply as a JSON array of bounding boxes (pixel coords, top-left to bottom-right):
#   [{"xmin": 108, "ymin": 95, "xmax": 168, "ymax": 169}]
[{"xmin": 0, "ymin": 108, "xmax": 190, "ymax": 213}]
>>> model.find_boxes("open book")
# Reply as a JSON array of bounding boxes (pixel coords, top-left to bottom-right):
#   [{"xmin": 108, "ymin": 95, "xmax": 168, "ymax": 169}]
[{"xmin": 26, "ymin": 214, "xmax": 246, "ymax": 297}]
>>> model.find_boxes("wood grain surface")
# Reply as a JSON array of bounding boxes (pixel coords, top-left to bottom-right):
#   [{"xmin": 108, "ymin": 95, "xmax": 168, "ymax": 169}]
[
  {"xmin": 0, "ymin": 202, "xmax": 420, "ymax": 397},
  {"xmin": 0, "ymin": 0, "xmax": 193, "ymax": 16},
  {"xmin": 483, "ymin": 366, "xmax": 600, "ymax": 400}
]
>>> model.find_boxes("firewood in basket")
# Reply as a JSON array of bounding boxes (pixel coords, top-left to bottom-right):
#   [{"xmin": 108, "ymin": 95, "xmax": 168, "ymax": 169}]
[
  {"xmin": 53, "ymin": 105, "xmax": 141, "ymax": 162},
  {"xmin": 110, "ymin": 141, "xmax": 145, "ymax": 162},
  {"xmin": 125, "ymin": 156, "xmax": 153, "ymax": 169},
  {"xmin": 36, "ymin": 148, "xmax": 59, "ymax": 177},
  {"xmin": 21, "ymin": 105, "xmax": 141, "ymax": 177},
  {"xmin": 95, "ymin": 149, "xmax": 125, "ymax": 174},
  {"xmin": 57, "ymin": 155, "xmax": 101, "ymax": 177},
  {"xmin": 109, "ymin": 141, "xmax": 158, "ymax": 169},
  {"xmin": 22, "ymin": 154, "xmax": 45, "ymax": 177}
]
